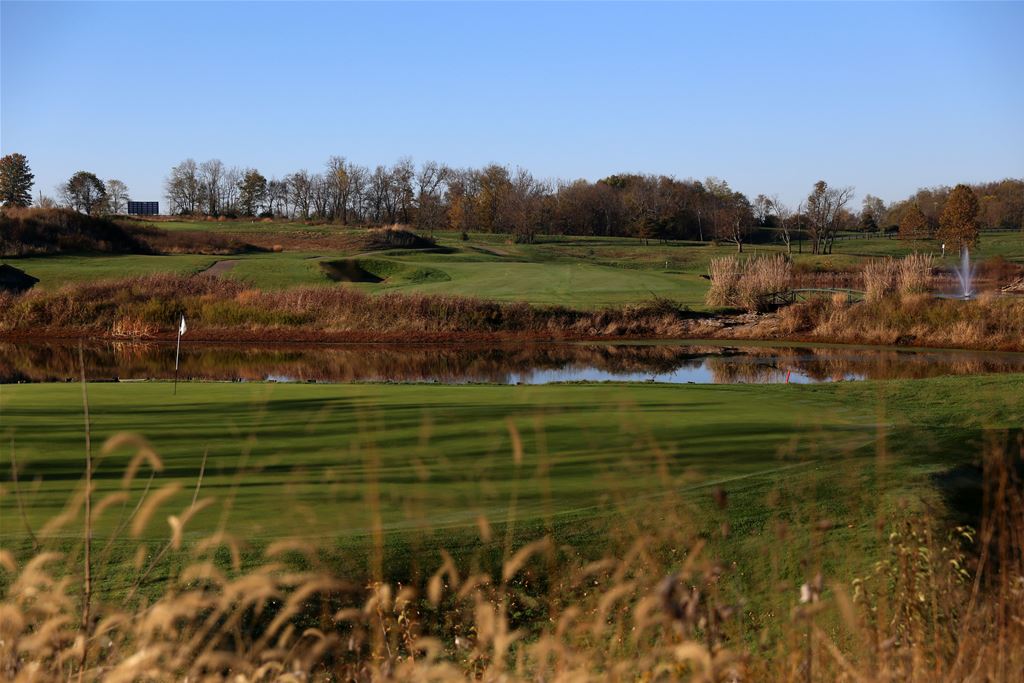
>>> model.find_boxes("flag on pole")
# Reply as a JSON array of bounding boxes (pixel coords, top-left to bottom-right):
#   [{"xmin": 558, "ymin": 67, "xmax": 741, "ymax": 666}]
[{"xmin": 174, "ymin": 314, "xmax": 187, "ymax": 394}]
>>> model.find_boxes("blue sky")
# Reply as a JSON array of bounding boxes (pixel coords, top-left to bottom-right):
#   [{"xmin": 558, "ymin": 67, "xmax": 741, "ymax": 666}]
[{"xmin": 2, "ymin": 1, "xmax": 1022, "ymax": 207}]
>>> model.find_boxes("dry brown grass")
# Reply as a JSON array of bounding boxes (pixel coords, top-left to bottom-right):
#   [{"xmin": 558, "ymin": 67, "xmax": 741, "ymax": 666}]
[
  {"xmin": 749, "ymin": 294, "xmax": 1024, "ymax": 352},
  {"xmin": 897, "ymin": 252, "xmax": 935, "ymax": 297},
  {"xmin": 2, "ymin": 426, "xmax": 1022, "ymax": 681},
  {"xmin": 862, "ymin": 253, "xmax": 935, "ymax": 303},
  {"xmin": 861, "ymin": 258, "xmax": 897, "ymax": 304},
  {"xmin": 706, "ymin": 255, "xmax": 792, "ymax": 312},
  {"xmin": 0, "ymin": 274, "xmax": 703, "ymax": 342},
  {"xmin": 0, "ymin": 207, "xmax": 257, "ymax": 257}
]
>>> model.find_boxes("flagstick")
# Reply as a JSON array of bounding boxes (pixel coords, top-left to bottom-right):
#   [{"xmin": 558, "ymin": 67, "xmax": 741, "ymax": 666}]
[{"xmin": 174, "ymin": 323, "xmax": 182, "ymax": 395}]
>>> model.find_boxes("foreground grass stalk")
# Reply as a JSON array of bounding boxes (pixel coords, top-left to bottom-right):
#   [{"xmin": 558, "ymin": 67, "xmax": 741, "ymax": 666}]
[{"xmin": 77, "ymin": 342, "xmax": 92, "ymax": 682}]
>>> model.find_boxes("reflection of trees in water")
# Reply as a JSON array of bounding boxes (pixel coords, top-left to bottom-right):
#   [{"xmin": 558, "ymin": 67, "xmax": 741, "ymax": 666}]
[
  {"xmin": 1, "ymin": 341, "xmax": 1022, "ymax": 384},
  {"xmin": 704, "ymin": 346, "xmax": 1023, "ymax": 383},
  {"xmin": 0, "ymin": 342, "xmax": 707, "ymax": 384}
]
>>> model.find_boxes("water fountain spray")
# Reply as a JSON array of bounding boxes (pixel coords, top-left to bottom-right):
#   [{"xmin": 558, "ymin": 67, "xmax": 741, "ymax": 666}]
[{"xmin": 953, "ymin": 246, "xmax": 975, "ymax": 300}]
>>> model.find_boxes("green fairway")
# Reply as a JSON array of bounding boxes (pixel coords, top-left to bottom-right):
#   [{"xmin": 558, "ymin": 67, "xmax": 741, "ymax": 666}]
[
  {"xmin": 3, "ymin": 253, "xmax": 220, "ymax": 286},
  {"xmin": 7, "ymin": 226, "xmax": 1022, "ymax": 308},
  {"xmin": 2, "ymin": 376, "xmax": 1020, "ymax": 549}
]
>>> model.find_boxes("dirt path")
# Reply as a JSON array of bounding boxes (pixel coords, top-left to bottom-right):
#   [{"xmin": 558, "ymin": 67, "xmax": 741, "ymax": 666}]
[{"xmin": 201, "ymin": 259, "xmax": 240, "ymax": 276}]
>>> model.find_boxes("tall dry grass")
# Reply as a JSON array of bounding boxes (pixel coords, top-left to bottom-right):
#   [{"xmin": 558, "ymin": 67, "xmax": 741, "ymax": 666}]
[
  {"xmin": 706, "ymin": 255, "xmax": 792, "ymax": 312},
  {"xmin": 2, "ymin": 392, "xmax": 1022, "ymax": 680},
  {"xmin": 897, "ymin": 252, "xmax": 935, "ymax": 297},
  {"xmin": 862, "ymin": 253, "xmax": 935, "ymax": 303},
  {"xmin": 0, "ymin": 273, "xmax": 700, "ymax": 342},
  {"xmin": 760, "ymin": 293, "xmax": 1024, "ymax": 351},
  {"xmin": 862, "ymin": 259, "xmax": 899, "ymax": 304}
]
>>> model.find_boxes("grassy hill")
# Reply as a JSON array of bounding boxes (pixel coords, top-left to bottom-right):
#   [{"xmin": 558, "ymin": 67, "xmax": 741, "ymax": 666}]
[{"xmin": 5, "ymin": 219, "xmax": 1023, "ymax": 309}]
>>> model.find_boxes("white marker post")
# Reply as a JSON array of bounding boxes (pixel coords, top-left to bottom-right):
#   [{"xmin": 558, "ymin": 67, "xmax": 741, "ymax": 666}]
[{"xmin": 174, "ymin": 314, "xmax": 187, "ymax": 395}]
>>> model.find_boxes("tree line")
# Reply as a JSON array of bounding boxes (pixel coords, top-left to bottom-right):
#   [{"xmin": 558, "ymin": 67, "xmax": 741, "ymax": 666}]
[{"xmin": 2, "ymin": 151, "xmax": 1021, "ymax": 254}]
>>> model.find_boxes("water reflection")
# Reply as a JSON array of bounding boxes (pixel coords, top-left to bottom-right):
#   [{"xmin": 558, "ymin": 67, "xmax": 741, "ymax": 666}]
[{"xmin": 2, "ymin": 340, "xmax": 1023, "ymax": 385}]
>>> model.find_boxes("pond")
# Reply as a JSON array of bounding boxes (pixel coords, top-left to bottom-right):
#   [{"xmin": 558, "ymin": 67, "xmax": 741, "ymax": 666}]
[{"xmin": 2, "ymin": 339, "xmax": 1024, "ymax": 385}]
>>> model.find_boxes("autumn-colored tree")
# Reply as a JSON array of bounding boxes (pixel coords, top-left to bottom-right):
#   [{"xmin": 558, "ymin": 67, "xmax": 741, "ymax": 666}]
[
  {"xmin": 0, "ymin": 153, "xmax": 34, "ymax": 207},
  {"xmin": 938, "ymin": 184, "xmax": 980, "ymax": 251},
  {"xmin": 899, "ymin": 203, "xmax": 929, "ymax": 240}
]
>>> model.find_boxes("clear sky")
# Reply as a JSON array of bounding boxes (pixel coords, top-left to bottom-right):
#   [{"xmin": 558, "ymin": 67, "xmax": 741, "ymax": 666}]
[{"xmin": 2, "ymin": 1, "xmax": 1022, "ymax": 207}]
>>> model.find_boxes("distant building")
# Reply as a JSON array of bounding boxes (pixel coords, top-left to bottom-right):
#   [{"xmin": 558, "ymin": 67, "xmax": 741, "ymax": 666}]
[
  {"xmin": 0, "ymin": 264, "xmax": 39, "ymax": 293},
  {"xmin": 127, "ymin": 201, "xmax": 159, "ymax": 216}
]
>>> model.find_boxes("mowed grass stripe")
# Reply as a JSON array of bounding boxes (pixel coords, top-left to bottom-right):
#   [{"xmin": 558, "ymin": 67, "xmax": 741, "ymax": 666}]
[{"xmin": 3, "ymin": 376, "xmax": 1021, "ymax": 547}]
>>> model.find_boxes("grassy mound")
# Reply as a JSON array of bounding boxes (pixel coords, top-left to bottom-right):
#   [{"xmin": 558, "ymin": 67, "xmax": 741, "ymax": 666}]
[
  {"xmin": 0, "ymin": 207, "xmax": 148, "ymax": 256},
  {"xmin": 0, "ymin": 208, "xmax": 256, "ymax": 257}
]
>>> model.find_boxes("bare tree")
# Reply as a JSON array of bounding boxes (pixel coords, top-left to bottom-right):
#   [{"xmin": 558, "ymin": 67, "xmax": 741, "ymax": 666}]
[
  {"xmin": 310, "ymin": 173, "xmax": 332, "ymax": 219},
  {"xmin": 267, "ymin": 177, "xmax": 290, "ymax": 217},
  {"xmin": 507, "ymin": 167, "xmax": 547, "ymax": 243},
  {"xmin": 221, "ymin": 166, "xmax": 242, "ymax": 215},
  {"xmin": 415, "ymin": 160, "xmax": 450, "ymax": 235},
  {"xmin": 706, "ymin": 177, "xmax": 751, "ymax": 253},
  {"xmin": 804, "ymin": 180, "xmax": 854, "ymax": 254},
  {"xmin": 392, "ymin": 157, "xmax": 416, "ymax": 224},
  {"xmin": 35, "ymin": 191, "xmax": 58, "ymax": 209},
  {"xmin": 346, "ymin": 164, "xmax": 370, "ymax": 224},
  {"xmin": 165, "ymin": 159, "xmax": 201, "ymax": 215},
  {"xmin": 289, "ymin": 170, "xmax": 313, "ymax": 219},
  {"xmin": 369, "ymin": 165, "xmax": 401, "ymax": 223},
  {"xmin": 199, "ymin": 159, "xmax": 225, "ymax": 215},
  {"xmin": 104, "ymin": 179, "xmax": 129, "ymax": 214},
  {"xmin": 860, "ymin": 194, "xmax": 887, "ymax": 232},
  {"xmin": 768, "ymin": 195, "xmax": 794, "ymax": 254}
]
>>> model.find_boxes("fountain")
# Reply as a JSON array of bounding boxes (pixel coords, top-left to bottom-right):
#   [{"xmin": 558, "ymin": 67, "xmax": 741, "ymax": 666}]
[{"xmin": 953, "ymin": 246, "xmax": 976, "ymax": 300}]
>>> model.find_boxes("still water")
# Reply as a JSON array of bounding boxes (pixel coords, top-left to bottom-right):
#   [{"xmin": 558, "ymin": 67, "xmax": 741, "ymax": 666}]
[{"xmin": 2, "ymin": 340, "xmax": 1024, "ymax": 385}]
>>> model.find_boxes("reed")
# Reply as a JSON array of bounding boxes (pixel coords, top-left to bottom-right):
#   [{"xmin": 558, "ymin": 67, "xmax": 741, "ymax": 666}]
[
  {"xmin": 2, "ymin": 420, "xmax": 1021, "ymax": 681},
  {"xmin": 862, "ymin": 258, "xmax": 898, "ymax": 303},
  {"xmin": 706, "ymin": 255, "xmax": 791, "ymax": 312}
]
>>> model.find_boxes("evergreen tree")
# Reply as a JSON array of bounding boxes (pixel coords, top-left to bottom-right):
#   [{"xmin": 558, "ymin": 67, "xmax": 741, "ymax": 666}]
[
  {"xmin": 237, "ymin": 169, "xmax": 268, "ymax": 216},
  {"xmin": 0, "ymin": 153, "xmax": 34, "ymax": 207}
]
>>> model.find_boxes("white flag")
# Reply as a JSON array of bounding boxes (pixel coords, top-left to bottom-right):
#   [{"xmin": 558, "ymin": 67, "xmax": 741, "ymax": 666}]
[{"xmin": 179, "ymin": 315, "xmax": 187, "ymax": 336}]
